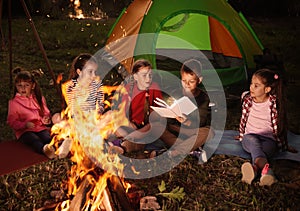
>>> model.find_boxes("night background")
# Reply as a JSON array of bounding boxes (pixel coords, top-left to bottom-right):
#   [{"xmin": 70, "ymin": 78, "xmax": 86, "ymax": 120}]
[{"xmin": 0, "ymin": 0, "xmax": 299, "ymax": 210}]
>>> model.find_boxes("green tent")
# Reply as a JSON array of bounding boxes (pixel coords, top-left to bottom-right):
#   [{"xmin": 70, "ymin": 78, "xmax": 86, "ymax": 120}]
[{"xmin": 105, "ymin": 0, "xmax": 263, "ymax": 86}]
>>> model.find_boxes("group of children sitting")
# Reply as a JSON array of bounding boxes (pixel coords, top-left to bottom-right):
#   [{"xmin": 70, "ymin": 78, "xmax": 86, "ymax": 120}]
[{"xmin": 7, "ymin": 53, "xmax": 297, "ymax": 186}]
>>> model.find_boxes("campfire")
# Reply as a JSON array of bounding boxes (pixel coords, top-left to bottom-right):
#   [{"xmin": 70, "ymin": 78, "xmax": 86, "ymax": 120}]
[
  {"xmin": 45, "ymin": 84, "xmax": 144, "ymax": 211},
  {"xmin": 69, "ymin": 0, "xmax": 108, "ymax": 20}
]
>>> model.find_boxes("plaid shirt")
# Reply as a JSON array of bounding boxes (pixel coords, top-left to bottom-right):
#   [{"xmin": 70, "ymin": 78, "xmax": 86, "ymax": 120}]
[{"xmin": 238, "ymin": 91, "xmax": 287, "ymax": 150}]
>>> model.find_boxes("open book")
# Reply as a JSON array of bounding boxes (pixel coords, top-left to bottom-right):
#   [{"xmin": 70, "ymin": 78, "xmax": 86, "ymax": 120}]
[{"xmin": 151, "ymin": 96, "xmax": 197, "ymax": 118}]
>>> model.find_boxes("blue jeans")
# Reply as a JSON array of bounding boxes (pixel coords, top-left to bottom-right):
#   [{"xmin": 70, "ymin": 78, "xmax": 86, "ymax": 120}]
[
  {"xmin": 19, "ymin": 130, "xmax": 52, "ymax": 154},
  {"xmin": 242, "ymin": 134, "xmax": 278, "ymax": 164}
]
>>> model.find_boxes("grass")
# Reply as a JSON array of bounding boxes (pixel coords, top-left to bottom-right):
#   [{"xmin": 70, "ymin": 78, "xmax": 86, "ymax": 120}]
[{"xmin": 0, "ymin": 16, "xmax": 300, "ymax": 210}]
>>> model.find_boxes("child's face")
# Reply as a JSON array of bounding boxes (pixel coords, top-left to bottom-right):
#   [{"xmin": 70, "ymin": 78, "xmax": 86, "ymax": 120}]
[
  {"xmin": 181, "ymin": 72, "xmax": 200, "ymax": 94},
  {"xmin": 133, "ymin": 67, "xmax": 152, "ymax": 90},
  {"xmin": 250, "ymin": 75, "xmax": 271, "ymax": 102},
  {"xmin": 16, "ymin": 81, "xmax": 35, "ymax": 97},
  {"xmin": 77, "ymin": 61, "xmax": 98, "ymax": 84}
]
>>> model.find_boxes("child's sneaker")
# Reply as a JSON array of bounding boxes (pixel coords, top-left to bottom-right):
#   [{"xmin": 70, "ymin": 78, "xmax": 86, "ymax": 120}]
[
  {"xmin": 241, "ymin": 162, "xmax": 257, "ymax": 184},
  {"xmin": 43, "ymin": 144, "xmax": 57, "ymax": 159},
  {"xmin": 189, "ymin": 148, "xmax": 207, "ymax": 164},
  {"xmin": 259, "ymin": 163, "xmax": 277, "ymax": 186}
]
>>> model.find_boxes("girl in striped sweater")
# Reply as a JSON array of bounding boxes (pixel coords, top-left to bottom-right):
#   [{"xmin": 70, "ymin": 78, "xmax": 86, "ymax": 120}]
[
  {"xmin": 52, "ymin": 53, "xmax": 105, "ymax": 158},
  {"xmin": 63, "ymin": 53, "xmax": 104, "ymax": 116}
]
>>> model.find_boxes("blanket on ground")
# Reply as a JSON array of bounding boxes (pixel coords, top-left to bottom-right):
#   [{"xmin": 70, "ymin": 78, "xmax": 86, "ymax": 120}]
[
  {"xmin": 206, "ymin": 130, "xmax": 300, "ymax": 162},
  {"xmin": 0, "ymin": 141, "xmax": 48, "ymax": 176},
  {"xmin": 1, "ymin": 130, "xmax": 299, "ymax": 176}
]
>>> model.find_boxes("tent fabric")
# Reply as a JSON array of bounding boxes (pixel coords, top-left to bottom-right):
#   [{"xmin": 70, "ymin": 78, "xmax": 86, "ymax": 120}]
[
  {"xmin": 209, "ymin": 17, "xmax": 242, "ymax": 58},
  {"xmin": 157, "ymin": 14, "xmax": 242, "ymax": 59},
  {"xmin": 106, "ymin": 0, "xmax": 263, "ymax": 86},
  {"xmin": 106, "ymin": 0, "xmax": 153, "ymax": 72},
  {"xmin": 157, "ymin": 14, "xmax": 211, "ymax": 50}
]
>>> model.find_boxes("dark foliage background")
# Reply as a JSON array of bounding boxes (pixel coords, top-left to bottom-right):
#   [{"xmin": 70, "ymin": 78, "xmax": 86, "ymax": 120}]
[
  {"xmin": 0, "ymin": 1, "xmax": 299, "ymax": 210},
  {"xmin": 1, "ymin": 0, "xmax": 300, "ymax": 18}
]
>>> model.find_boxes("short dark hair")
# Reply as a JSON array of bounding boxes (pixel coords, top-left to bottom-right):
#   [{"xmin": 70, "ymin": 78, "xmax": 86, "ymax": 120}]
[{"xmin": 180, "ymin": 59, "xmax": 202, "ymax": 78}]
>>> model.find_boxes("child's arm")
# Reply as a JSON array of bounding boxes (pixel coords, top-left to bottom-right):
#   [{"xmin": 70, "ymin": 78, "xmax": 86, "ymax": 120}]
[
  {"xmin": 41, "ymin": 96, "xmax": 51, "ymax": 116},
  {"xmin": 41, "ymin": 96, "xmax": 51, "ymax": 125},
  {"xmin": 7, "ymin": 100, "xmax": 27, "ymax": 130}
]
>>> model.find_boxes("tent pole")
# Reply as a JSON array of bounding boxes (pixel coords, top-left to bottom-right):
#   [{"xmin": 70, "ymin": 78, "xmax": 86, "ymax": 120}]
[
  {"xmin": 19, "ymin": 0, "xmax": 64, "ymax": 108},
  {"xmin": 239, "ymin": 12, "xmax": 264, "ymax": 50},
  {"xmin": 8, "ymin": 0, "xmax": 12, "ymax": 88},
  {"xmin": 0, "ymin": 0, "xmax": 6, "ymax": 50}
]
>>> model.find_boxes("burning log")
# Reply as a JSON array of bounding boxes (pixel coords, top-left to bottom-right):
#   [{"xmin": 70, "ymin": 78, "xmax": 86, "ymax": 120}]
[
  {"xmin": 65, "ymin": 171, "xmax": 136, "ymax": 210},
  {"xmin": 68, "ymin": 174, "xmax": 130, "ymax": 211},
  {"xmin": 38, "ymin": 170, "xmax": 136, "ymax": 210},
  {"xmin": 106, "ymin": 175, "xmax": 134, "ymax": 211},
  {"xmin": 69, "ymin": 175, "xmax": 95, "ymax": 210},
  {"xmin": 65, "ymin": 153, "xmax": 135, "ymax": 211}
]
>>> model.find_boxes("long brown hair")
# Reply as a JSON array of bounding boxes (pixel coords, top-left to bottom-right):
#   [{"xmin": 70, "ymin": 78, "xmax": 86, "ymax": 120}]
[
  {"xmin": 12, "ymin": 67, "xmax": 45, "ymax": 115},
  {"xmin": 68, "ymin": 53, "xmax": 97, "ymax": 80},
  {"xmin": 254, "ymin": 68, "xmax": 287, "ymax": 141}
]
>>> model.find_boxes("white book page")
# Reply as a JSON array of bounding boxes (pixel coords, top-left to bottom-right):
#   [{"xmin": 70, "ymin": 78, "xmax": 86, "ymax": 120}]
[
  {"xmin": 171, "ymin": 96, "xmax": 197, "ymax": 115},
  {"xmin": 150, "ymin": 106, "xmax": 178, "ymax": 118},
  {"xmin": 168, "ymin": 102, "xmax": 181, "ymax": 117},
  {"xmin": 151, "ymin": 96, "xmax": 197, "ymax": 118}
]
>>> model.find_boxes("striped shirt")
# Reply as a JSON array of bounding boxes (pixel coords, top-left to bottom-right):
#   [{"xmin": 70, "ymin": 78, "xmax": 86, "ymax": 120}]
[{"xmin": 63, "ymin": 79, "xmax": 104, "ymax": 115}]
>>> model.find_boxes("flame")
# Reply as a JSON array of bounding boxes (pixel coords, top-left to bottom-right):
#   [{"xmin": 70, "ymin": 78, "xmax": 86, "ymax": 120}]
[
  {"xmin": 69, "ymin": 0, "xmax": 108, "ymax": 20},
  {"xmin": 123, "ymin": 181, "xmax": 132, "ymax": 193},
  {"xmin": 102, "ymin": 85, "xmax": 118, "ymax": 96},
  {"xmin": 71, "ymin": 0, "xmax": 84, "ymax": 19},
  {"xmin": 50, "ymin": 82, "xmax": 131, "ymax": 210},
  {"xmin": 56, "ymin": 73, "xmax": 64, "ymax": 84}
]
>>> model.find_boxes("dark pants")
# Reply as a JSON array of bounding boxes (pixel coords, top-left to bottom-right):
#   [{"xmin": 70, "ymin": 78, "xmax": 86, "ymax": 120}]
[
  {"xmin": 242, "ymin": 133, "xmax": 278, "ymax": 164},
  {"xmin": 19, "ymin": 130, "xmax": 52, "ymax": 154}
]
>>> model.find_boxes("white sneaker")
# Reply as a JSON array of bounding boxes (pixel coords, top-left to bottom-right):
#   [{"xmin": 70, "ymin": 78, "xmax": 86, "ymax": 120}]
[
  {"xmin": 259, "ymin": 163, "xmax": 277, "ymax": 186},
  {"xmin": 241, "ymin": 162, "xmax": 257, "ymax": 184}
]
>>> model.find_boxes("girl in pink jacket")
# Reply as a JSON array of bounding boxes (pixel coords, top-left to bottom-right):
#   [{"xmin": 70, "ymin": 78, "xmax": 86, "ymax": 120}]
[{"xmin": 7, "ymin": 68, "xmax": 56, "ymax": 159}]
